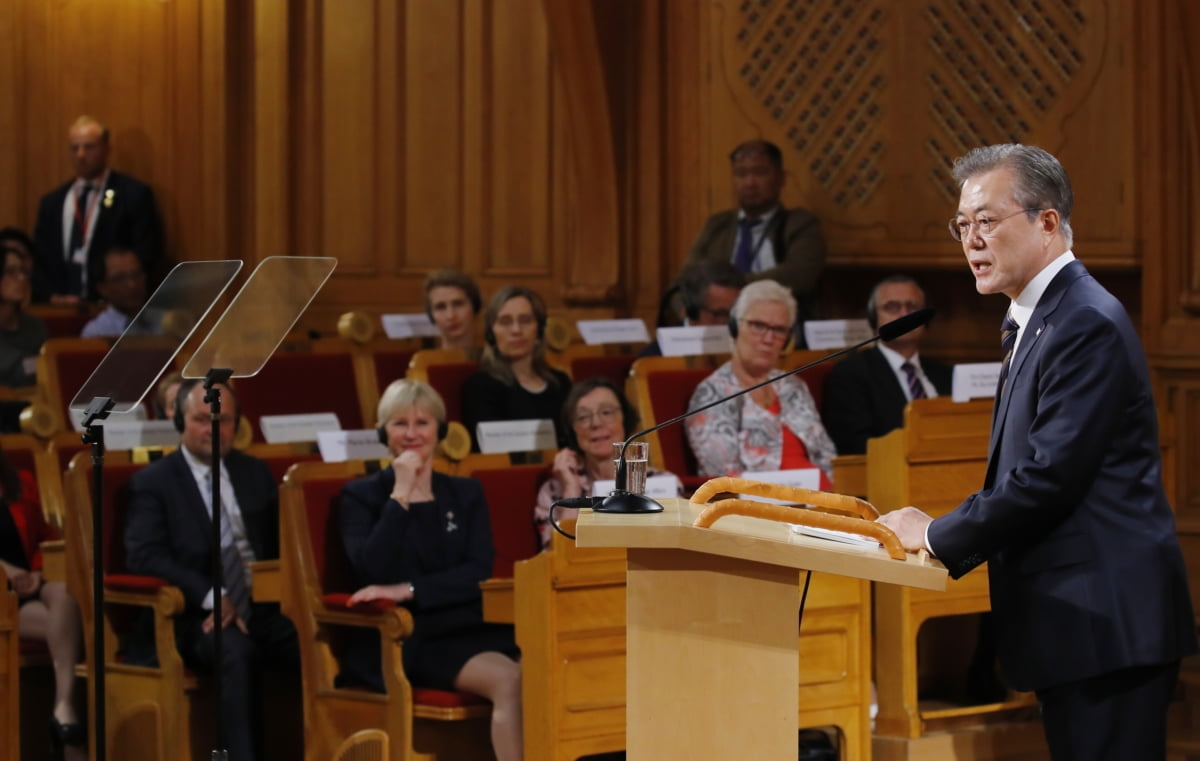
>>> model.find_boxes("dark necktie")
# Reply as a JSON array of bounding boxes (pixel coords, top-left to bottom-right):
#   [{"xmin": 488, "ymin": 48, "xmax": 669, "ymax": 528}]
[
  {"xmin": 67, "ymin": 184, "xmax": 93, "ymax": 295},
  {"xmin": 901, "ymin": 361, "xmax": 927, "ymax": 400},
  {"xmin": 998, "ymin": 311, "xmax": 1020, "ymax": 394},
  {"xmin": 733, "ymin": 217, "xmax": 761, "ymax": 273},
  {"xmin": 202, "ymin": 469, "xmax": 252, "ymax": 622}
]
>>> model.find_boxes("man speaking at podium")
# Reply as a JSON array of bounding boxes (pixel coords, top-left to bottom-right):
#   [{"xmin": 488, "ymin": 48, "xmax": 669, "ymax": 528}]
[{"xmin": 879, "ymin": 144, "xmax": 1196, "ymax": 760}]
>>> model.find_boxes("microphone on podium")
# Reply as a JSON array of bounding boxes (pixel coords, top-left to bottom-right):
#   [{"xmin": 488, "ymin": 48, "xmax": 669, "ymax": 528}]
[{"xmin": 592, "ymin": 307, "xmax": 936, "ymax": 514}]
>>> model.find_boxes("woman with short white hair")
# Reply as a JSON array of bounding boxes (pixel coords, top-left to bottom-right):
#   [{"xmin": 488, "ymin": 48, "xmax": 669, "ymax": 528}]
[{"xmin": 684, "ymin": 279, "xmax": 836, "ymax": 486}]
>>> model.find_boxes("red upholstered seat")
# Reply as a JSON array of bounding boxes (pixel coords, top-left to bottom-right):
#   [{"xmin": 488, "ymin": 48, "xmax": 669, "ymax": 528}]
[
  {"xmin": 568, "ymin": 354, "xmax": 636, "ymax": 388},
  {"xmin": 371, "ymin": 349, "xmax": 417, "ymax": 397},
  {"xmin": 422, "ymin": 362, "xmax": 478, "ymax": 425},
  {"xmin": 462, "ymin": 463, "xmax": 546, "ymax": 578},
  {"xmin": 644, "ymin": 368, "xmax": 709, "ymax": 487},
  {"xmin": 236, "ymin": 352, "xmax": 365, "ymax": 439}
]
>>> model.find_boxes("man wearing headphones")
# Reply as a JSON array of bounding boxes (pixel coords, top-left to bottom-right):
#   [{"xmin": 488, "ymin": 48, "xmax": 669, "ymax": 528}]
[
  {"xmin": 641, "ymin": 259, "xmax": 745, "ymax": 357},
  {"xmin": 821, "ymin": 274, "xmax": 952, "ymax": 454},
  {"xmin": 124, "ymin": 379, "xmax": 299, "ymax": 761}
]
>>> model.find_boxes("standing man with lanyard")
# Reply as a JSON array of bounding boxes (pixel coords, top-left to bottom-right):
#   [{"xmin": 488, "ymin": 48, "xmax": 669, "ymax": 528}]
[
  {"xmin": 32, "ymin": 115, "xmax": 163, "ymax": 304},
  {"xmin": 879, "ymin": 144, "xmax": 1196, "ymax": 760}
]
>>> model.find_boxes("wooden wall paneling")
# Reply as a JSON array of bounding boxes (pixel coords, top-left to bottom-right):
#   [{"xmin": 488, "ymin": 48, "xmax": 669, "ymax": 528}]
[
  {"xmin": 253, "ymin": 0, "xmax": 292, "ymax": 269},
  {"xmin": 541, "ymin": 0, "xmax": 620, "ymax": 305},
  {"xmin": 0, "ymin": 1, "xmax": 24, "ymax": 225}
]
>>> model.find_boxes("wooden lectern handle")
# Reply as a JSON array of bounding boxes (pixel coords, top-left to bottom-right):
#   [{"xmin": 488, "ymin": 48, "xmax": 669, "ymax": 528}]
[
  {"xmin": 689, "ymin": 476, "xmax": 880, "ymax": 520},
  {"xmin": 691, "ymin": 499, "xmax": 907, "ymax": 560}
]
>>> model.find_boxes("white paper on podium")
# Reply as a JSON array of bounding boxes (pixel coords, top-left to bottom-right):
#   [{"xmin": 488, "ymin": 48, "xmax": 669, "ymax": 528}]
[
  {"xmin": 381, "ymin": 313, "xmax": 441, "ymax": 339},
  {"xmin": 476, "ymin": 419, "xmax": 557, "ymax": 454},
  {"xmin": 577, "ymin": 319, "xmax": 650, "ymax": 345},
  {"xmin": 952, "ymin": 362, "xmax": 1002, "ymax": 402},
  {"xmin": 260, "ymin": 412, "xmax": 342, "ymax": 444},
  {"xmin": 317, "ymin": 429, "xmax": 390, "ymax": 462},
  {"xmin": 803, "ymin": 319, "xmax": 873, "ymax": 349},
  {"xmin": 656, "ymin": 325, "xmax": 731, "ymax": 356},
  {"xmin": 791, "ymin": 523, "xmax": 881, "ymax": 548},
  {"xmin": 738, "ymin": 468, "xmax": 822, "ymax": 505}
]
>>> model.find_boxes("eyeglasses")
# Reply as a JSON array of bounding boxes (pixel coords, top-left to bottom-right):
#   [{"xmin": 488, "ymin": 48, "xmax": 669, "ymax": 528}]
[
  {"xmin": 573, "ymin": 406, "xmax": 621, "ymax": 426},
  {"xmin": 739, "ymin": 319, "xmax": 791, "ymax": 340},
  {"xmin": 494, "ymin": 314, "xmax": 537, "ymax": 329},
  {"xmin": 879, "ymin": 300, "xmax": 923, "ymax": 314},
  {"xmin": 948, "ymin": 208, "xmax": 1042, "ymax": 242},
  {"xmin": 3, "ymin": 266, "xmax": 32, "ymax": 280}
]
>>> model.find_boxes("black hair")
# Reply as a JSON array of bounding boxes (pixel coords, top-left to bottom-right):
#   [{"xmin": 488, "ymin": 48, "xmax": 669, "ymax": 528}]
[{"xmin": 560, "ymin": 376, "xmax": 639, "ymax": 455}]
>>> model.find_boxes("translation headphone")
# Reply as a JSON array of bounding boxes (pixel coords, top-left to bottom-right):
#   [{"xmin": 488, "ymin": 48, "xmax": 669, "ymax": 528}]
[
  {"xmin": 173, "ymin": 378, "xmax": 241, "ymax": 434},
  {"xmin": 728, "ymin": 313, "xmax": 740, "ymax": 338},
  {"xmin": 376, "ymin": 419, "xmax": 450, "ymax": 446}
]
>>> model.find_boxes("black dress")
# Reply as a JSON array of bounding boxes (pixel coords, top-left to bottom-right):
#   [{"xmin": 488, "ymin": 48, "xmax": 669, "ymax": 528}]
[
  {"xmin": 460, "ymin": 368, "xmax": 572, "ymax": 451},
  {"xmin": 338, "ymin": 468, "xmax": 518, "ymax": 691}
]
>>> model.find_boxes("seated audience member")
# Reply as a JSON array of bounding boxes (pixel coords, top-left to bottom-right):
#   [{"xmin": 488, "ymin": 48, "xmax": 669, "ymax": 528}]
[
  {"xmin": 0, "ymin": 445, "xmax": 86, "ymax": 761},
  {"xmin": 0, "ymin": 241, "xmax": 47, "ymax": 387},
  {"xmin": 125, "ymin": 379, "xmax": 299, "ymax": 761},
  {"xmin": 642, "ymin": 259, "xmax": 745, "ymax": 357},
  {"xmin": 822, "ymin": 275, "xmax": 952, "ymax": 454},
  {"xmin": 672, "ymin": 139, "xmax": 826, "ymax": 324},
  {"xmin": 534, "ymin": 377, "xmax": 676, "ymax": 549},
  {"xmin": 424, "ymin": 268, "xmax": 482, "ymax": 358},
  {"xmin": 81, "ymin": 247, "xmax": 150, "ymax": 338},
  {"xmin": 154, "ymin": 370, "xmax": 184, "ymax": 420},
  {"xmin": 461, "ymin": 286, "xmax": 570, "ymax": 451},
  {"xmin": 685, "ymin": 279, "xmax": 835, "ymax": 486},
  {"xmin": 339, "ymin": 379, "xmax": 522, "ymax": 761}
]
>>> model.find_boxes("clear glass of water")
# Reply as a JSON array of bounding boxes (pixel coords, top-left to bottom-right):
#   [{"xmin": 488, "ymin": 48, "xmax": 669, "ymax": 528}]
[{"xmin": 613, "ymin": 441, "xmax": 649, "ymax": 494}]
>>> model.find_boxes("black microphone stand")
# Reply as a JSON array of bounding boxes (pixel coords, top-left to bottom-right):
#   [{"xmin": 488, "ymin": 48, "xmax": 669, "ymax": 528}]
[
  {"xmin": 202, "ymin": 368, "xmax": 234, "ymax": 761},
  {"xmin": 80, "ymin": 395, "xmax": 115, "ymax": 761},
  {"xmin": 595, "ymin": 309, "xmax": 935, "ymax": 514}
]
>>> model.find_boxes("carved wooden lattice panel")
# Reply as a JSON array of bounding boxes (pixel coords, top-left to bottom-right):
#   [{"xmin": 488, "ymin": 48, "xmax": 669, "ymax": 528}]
[
  {"xmin": 924, "ymin": 0, "xmax": 1089, "ymax": 201},
  {"xmin": 735, "ymin": 0, "xmax": 888, "ymax": 207},
  {"xmin": 732, "ymin": 0, "xmax": 1092, "ymax": 207}
]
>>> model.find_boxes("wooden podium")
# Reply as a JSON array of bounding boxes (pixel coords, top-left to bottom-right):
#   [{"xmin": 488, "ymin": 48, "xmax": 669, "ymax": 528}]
[{"xmin": 577, "ymin": 497, "xmax": 946, "ymax": 760}]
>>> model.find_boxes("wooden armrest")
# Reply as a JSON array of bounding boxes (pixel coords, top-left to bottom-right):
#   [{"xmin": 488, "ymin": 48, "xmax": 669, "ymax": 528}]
[
  {"xmin": 248, "ymin": 559, "xmax": 280, "ymax": 603},
  {"xmin": 102, "ymin": 578, "xmax": 186, "ymax": 617},
  {"xmin": 312, "ymin": 603, "xmax": 415, "ymax": 640},
  {"xmin": 39, "ymin": 539, "xmax": 65, "ymax": 583},
  {"xmin": 481, "ymin": 577, "xmax": 514, "ymax": 624}
]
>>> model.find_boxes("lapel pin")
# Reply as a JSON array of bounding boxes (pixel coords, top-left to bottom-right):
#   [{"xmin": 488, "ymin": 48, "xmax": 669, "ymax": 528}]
[{"xmin": 103, "ymin": 188, "xmax": 115, "ymax": 208}]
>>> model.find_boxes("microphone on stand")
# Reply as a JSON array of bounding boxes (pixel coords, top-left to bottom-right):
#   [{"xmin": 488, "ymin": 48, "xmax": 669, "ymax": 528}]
[{"xmin": 592, "ymin": 308, "xmax": 936, "ymax": 514}]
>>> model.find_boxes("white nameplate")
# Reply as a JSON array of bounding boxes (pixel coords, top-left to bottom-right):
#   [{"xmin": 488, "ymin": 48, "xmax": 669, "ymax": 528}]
[
  {"xmin": 739, "ymin": 468, "xmax": 823, "ymax": 505},
  {"xmin": 101, "ymin": 420, "xmax": 179, "ymax": 451},
  {"xmin": 656, "ymin": 325, "xmax": 731, "ymax": 356},
  {"xmin": 260, "ymin": 412, "xmax": 342, "ymax": 444},
  {"xmin": 317, "ymin": 429, "xmax": 390, "ymax": 462},
  {"xmin": 381, "ymin": 313, "xmax": 441, "ymax": 339},
  {"xmin": 576, "ymin": 319, "xmax": 650, "ymax": 345},
  {"xmin": 803, "ymin": 319, "xmax": 873, "ymax": 349},
  {"xmin": 475, "ymin": 419, "xmax": 557, "ymax": 454},
  {"xmin": 69, "ymin": 404, "xmax": 148, "ymax": 432},
  {"xmin": 951, "ymin": 363, "xmax": 1001, "ymax": 402},
  {"xmin": 591, "ymin": 473, "xmax": 681, "ymax": 498}
]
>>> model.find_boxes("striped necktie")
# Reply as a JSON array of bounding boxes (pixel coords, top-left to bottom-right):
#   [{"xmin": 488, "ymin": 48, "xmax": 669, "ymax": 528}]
[
  {"xmin": 998, "ymin": 312, "xmax": 1020, "ymax": 394},
  {"xmin": 901, "ymin": 361, "xmax": 927, "ymax": 400},
  {"xmin": 202, "ymin": 469, "xmax": 252, "ymax": 622}
]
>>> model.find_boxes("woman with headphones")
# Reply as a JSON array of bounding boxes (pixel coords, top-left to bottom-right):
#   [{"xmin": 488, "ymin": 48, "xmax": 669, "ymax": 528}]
[
  {"xmin": 460, "ymin": 285, "xmax": 571, "ymax": 451},
  {"xmin": 338, "ymin": 379, "xmax": 522, "ymax": 761},
  {"xmin": 684, "ymin": 279, "xmax": 836, "ymax": 487},
  {"xmin": 532, "ymin": 377, "xmax": 678, "ymax": 550}
]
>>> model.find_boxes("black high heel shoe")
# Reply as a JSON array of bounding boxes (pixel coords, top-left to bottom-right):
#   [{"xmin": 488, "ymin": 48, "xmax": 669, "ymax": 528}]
[{"xmin": 48, "ymin": 716, "xmax": 86, "ymax": 761}]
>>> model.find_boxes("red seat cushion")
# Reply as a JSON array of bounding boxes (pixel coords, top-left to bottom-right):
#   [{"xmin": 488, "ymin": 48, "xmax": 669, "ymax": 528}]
[
  {"xmin": 412, "ymin": 687, "xmax": 488, "ymax": 707},
  {"xmin": 321, "ymin": 592, "xmax": 396, "ymax": 613},
  {"xmin": 105, "ymin": 573, "xmax": 170, "ymax": 592}
]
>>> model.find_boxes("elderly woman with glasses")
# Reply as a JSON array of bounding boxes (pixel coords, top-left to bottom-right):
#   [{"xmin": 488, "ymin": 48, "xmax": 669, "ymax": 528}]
[
  {"xmin": 684, "ymin": 279, "xmax": 835, "ymax": 487},
  {"xmin": 533, "ymin": 377, "xmax": 663, "ymax": 549}
]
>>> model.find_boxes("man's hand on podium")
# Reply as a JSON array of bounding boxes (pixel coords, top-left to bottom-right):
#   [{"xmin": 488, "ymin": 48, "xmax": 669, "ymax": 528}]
[{"xmin": 877, "ymin": 506, "xmax": 934, "ymax": 554}]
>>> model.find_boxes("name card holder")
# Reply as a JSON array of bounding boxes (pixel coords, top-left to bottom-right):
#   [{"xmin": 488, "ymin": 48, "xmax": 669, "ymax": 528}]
[
  {"xmin": 951, "ymin": 363, "xmax": 1001, "ymax": 402},
  {"xmin": 102, "ymin": 420, "xmax": 180, "ymax": 451},
  {"xmin": 591, "ymin": 473, "xmax": 681, "ymax": 498},
  {"xmin": 260, "ymin": 412, "xmax": 342, "ymax": 444},
  {"xmin": 317, "ymin": 429, "xmax": 391, "ymax": 462},
  {"xmin": 381, "ymin": 313, "xmax": 441, "ymax": 339},
  {"xmin": 656, "ymin": 325, "xmax": 732, "ymax": 356},
  {"xmin": 577, "ymin": 319, "xmax": 650, "ymax": 345},
  {"xmin": 476, "ymin": 419, "xmax": 557, "ymax": 454},
  {"xmin": 803, "ymin": 319, "xmax": 873, "ymax": 349}
]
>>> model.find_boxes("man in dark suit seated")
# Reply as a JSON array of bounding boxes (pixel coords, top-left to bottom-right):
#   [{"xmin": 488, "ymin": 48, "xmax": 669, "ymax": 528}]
[
  {"xmin": 125, "ymin": 378, "xmax": 299, "ymax": 761},
  {"xmin": 821, "ymin": 275, "xmax": 952, "ymax": 454},
  {"xmin": 673, "ymin": 139, "xmax": 826, "ymax": 324},
  {"xmin": 880, "ymin": 143, "xmax": 1196, "ymax": 760},
  {"xmin": 32, "ymin": 115, "xmax": 163, "ymax": 304}
]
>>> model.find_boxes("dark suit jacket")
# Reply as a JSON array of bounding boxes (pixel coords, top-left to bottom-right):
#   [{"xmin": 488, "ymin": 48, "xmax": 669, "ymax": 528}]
[
  {"xmin": 124, "ymin": 449, "xmax": 279, "ymax": 614},
  {"xmin": 683, "ymin": 206, "xmax": 826, "ymax": 321},
  {"xmin": 32, "ymin": 170, "xmax": 163, "ymax": 301},
  {"xmin": 821, "ymin": 347, "xmax": 952, "ymax": 454},
  {"xmin": 927, "ymin": 260, "xmax": 1196, "ymax": 691}
]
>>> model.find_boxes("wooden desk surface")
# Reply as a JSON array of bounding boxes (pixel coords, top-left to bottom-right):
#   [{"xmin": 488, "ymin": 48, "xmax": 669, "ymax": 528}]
[{"xmin": 577, "ymin": 497, "xmax": 946, "ymax": 591}]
